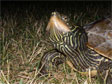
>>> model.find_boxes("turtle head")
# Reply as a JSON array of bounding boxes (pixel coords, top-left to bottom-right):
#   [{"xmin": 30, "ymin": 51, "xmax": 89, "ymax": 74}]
[
  {"xmin": 46, "ymin": 12, "xmax": 88, "ymax": 51},
  {"xmin": 46, "ymin": 12, "xmax": 70, "ymax": 43},
  {"xmin": 46, "ymin": 12, "xmax": 70, "ymax": 33}
]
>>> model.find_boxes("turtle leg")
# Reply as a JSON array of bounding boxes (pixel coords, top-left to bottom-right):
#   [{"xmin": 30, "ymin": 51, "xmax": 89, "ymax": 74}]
[
  {"xmin": 38, "ymin": 49, "xmax": 66, "ymax": 76},
  {"xmin": 98, "ymin": 61, "xmax": 112, "ymax": 84}
]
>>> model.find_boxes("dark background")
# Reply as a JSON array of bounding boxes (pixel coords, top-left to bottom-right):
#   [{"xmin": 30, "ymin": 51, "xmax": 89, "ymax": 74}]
[
  {"xmin": 1, "ymin": 1, "xmax": 111, "ymax": 33},
  {"xmin": 1, "ymin": 1, "xmax": 111, "ymax": 18}
]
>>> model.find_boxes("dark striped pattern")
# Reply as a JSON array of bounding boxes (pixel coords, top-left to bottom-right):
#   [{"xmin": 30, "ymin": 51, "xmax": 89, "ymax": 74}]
[
  {"xmin": 39, "ymin": 50, "xmax": 66, "ymax": 74},
  {"xmin": 49, "ymin": 26, "xmax": 110, "ymax": 72}
]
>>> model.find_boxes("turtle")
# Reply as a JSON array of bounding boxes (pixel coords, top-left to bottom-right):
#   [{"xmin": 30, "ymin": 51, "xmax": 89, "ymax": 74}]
[{"xmin": 38, "ymin": 12, "xmax": 112, "ymax": 83}]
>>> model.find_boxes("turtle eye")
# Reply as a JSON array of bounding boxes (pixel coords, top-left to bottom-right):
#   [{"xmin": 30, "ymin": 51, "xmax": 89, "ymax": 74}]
[{"xmin": 62, "ymin": 16, "xmax": 68, "ymax": 22}]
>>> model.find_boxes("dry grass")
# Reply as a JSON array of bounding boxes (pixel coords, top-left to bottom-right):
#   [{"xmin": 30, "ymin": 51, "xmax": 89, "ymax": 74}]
[{"xmin": 0, "ymin": 2, "xmax": 111, "ymax": 84}]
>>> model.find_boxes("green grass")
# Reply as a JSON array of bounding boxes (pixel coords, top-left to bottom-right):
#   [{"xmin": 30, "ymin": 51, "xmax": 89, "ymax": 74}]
[{"xmin": 0, "ymin": 2, "xmax": 111, "ymax": 84}]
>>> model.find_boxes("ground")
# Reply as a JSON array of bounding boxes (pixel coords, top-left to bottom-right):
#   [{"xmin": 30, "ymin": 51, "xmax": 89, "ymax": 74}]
[{"xmin": 0, "ymin": 1, "xmax": 111, "ymax": 84}]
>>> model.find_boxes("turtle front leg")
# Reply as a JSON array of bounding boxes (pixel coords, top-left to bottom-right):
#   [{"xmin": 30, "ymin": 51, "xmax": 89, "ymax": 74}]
[
  {"xmin": 98, "ymin": 61, "xmax": 112, "ymax": 84},
  {"xmin": 38, "ymin": 49, "xmax": 66, "ymax": 76}
]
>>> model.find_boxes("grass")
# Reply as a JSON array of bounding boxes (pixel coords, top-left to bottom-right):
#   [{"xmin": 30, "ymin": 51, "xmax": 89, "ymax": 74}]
[{"xmin": 0, "ymin": 2, "xmax": 111, "ymax": 84}]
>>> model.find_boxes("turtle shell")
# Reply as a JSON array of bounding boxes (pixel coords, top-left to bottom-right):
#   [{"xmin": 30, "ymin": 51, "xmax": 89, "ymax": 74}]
[{"xmin": 85, "ymin": 16, "xmax": 112, "ymax": 59}]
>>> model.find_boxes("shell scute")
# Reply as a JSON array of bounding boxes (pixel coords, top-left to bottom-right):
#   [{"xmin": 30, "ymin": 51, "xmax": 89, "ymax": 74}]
[{"xmin": 86, "ymin": 17, "xmax": 112, "ymax": 59}]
